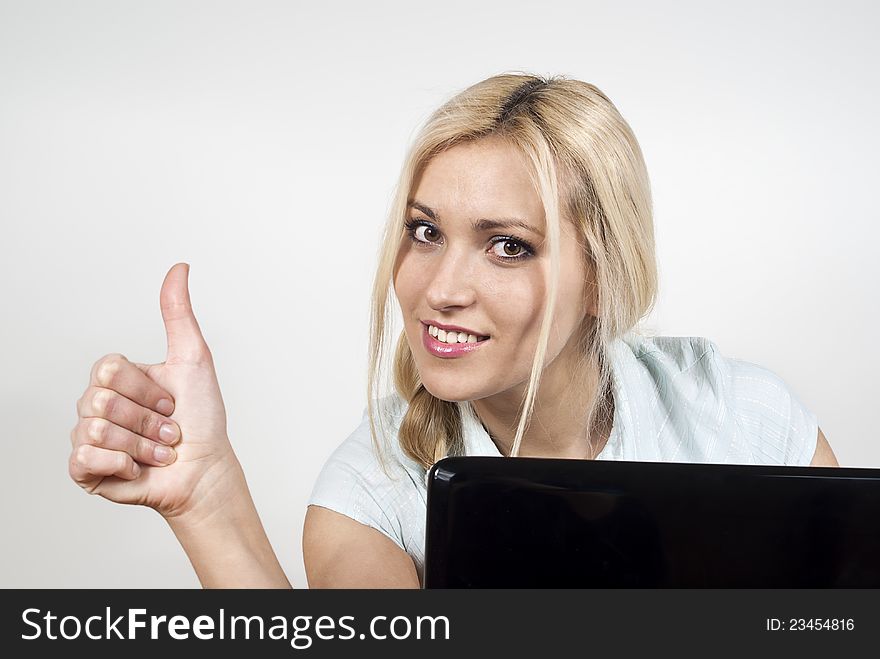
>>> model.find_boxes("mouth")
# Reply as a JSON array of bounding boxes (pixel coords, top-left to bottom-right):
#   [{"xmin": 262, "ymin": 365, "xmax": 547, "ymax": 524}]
[
  {"xmin": 423, "ymin": 322, "xmax": 490, "ymax": 345},
  {"xmin": 421, "ymin": 322, "xmax": 490, "ymax": 359}
]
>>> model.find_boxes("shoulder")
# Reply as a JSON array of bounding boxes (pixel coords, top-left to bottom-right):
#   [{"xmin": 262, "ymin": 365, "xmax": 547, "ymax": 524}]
[
  {"xmin": 625, "ymin": 334, "xmax": 719, "ymax": 375},
  {"xmin": 624, "ymin": 333, "xmax": 794, "ymax": 398},
  {"xmin": 621, "ymin": 334, "xmax": 727, "ymax": 397},
  {"xmin": 622, "ymin": 334, "xmax": 817, "ymax": 465},
  {"xmin": 717, "ymin": 351, "xmax": 819, "ymax": 464},
  {"xmin": 306, "ymin": 394, "xmax": 426, "ymax": 551}
]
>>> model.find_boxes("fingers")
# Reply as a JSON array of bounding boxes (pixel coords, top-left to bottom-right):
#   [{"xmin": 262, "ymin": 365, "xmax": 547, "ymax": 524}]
[
  {"xmin": 160, "ymin": 263, "xmax": 213, "ymax": 365},
  {"xmin": 77, "ymin": 384, "xmax": 181, "ymax": 447},
  {"xmin": 69, "ymin": 443, "xmax": 141, "ymax": 487},
  {"xmin": 71, "ymin": 351, "xmax": 182, "ymax": 500},
  {"xmin": 90, "ymin": 353, "xmax": 175, "ymax": 416},
  {"xmin": 72, "ymin": 417, "xmax": 177, "ymax": 466}
]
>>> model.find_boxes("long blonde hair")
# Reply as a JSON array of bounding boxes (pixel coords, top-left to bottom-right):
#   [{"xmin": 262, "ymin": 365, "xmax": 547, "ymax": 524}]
[{"xmin": 368, "ymin": 72, "xmax": 657, "ymax": 473}]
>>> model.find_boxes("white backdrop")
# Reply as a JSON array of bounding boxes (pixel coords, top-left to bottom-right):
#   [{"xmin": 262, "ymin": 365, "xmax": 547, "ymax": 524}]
[{"xmin": 1, "ymin": 0, "xmax": 877, "ymax": 588}]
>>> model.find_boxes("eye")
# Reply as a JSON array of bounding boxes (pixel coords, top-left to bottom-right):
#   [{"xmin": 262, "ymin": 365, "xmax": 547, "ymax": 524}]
[
  {"xmin": 404, "ymin": 218, "xmax": 442, "ymax": 244},
  {"xmin": 416, "ymin": 225, "xmax": 441, "ymax": 243},
  {"xmin": 489, "ymin": 237, "xmax": 533, "ymax": 261}
]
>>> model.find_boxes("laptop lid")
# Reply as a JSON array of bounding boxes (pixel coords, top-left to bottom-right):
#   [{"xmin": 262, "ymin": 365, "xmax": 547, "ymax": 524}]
[{"xmin": 424, "ymin": 456, "xmax": 880, "ymax": 587}]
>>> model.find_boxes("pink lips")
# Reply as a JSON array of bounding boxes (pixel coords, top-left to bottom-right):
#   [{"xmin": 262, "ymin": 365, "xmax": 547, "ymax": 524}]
[{"xmin": 422, "ymin": 322, "xmax": 490, "ymax": 359}]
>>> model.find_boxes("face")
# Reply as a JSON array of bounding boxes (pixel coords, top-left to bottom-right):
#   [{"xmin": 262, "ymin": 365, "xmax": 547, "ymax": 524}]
[{"xmin": 393, "ymin": 136, "xmax": 596, "ymax": 404}]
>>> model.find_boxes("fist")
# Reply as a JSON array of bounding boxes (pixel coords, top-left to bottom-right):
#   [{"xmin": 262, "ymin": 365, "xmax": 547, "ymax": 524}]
[{"xmin": 69, "ymin": 263, "xmax": 237, "ymax": 520}]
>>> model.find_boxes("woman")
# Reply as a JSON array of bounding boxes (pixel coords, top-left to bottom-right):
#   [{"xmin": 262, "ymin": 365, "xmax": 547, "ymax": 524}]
[{"xmin": 68, "ymin": 73, "xmax": 839, "ymax": 589}]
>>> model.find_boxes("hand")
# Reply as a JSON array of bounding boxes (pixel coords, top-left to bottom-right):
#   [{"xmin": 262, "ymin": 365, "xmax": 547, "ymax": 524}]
[{"xmin": 69, "ymin": 263, "xmax": 239, "ymax": 521}]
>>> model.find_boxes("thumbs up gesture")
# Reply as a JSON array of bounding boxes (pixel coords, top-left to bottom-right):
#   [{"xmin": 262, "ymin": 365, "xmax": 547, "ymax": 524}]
[{"xmin": 69, "ymin": 263, "xmax": 238, "ymax": 520}]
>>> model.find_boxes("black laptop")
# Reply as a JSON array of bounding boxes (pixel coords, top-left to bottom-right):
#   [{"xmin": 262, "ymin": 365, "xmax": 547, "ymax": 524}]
[{"xmin": 423, "ymin": 456, "xmax": 880, "ymax": 587}]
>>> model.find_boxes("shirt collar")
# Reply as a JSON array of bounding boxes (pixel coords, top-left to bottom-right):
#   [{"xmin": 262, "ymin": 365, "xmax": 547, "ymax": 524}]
[{"xmin": 457, "ymin": 334, "xmax": 655, "ymax": 461}]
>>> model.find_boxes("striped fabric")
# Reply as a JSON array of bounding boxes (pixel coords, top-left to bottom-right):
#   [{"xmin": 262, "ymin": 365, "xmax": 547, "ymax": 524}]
[{"xmin": 306, "ymin": 333, "xmax": 819, "ymax": 587}]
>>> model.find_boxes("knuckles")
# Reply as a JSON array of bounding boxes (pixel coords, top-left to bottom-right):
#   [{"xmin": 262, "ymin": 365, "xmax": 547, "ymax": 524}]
[
  {"xmin": 135, "ymin": 437, "xmax": 152, "ymax": 462},
  {"xmin": 91, "ymin": 388, "xmax": 114, "ymax": 416},
  {"xmin": 67, "ymin": 453, "xmax": 81, "ymax": 482},
  {"xmin": 67, "ymin": 442, "xmax": 133, "ymax": 485},
  {"xmin": 73, "ymin": 443, "xmax": 92, "ymax": 468},
  {"xmin": 92, "ymin": 353, "xmax": 127, "ymax": 386},
  {"xmin": 139, "ymin": 412, "xmax": 155, "ymax": 438},
  {"xmin": 87, "ymin": 418, "xmax": 108, "ymax": 446},
  {"xmin": 95, "ymin": 359, "xmax": 121, "ymax": 388}
]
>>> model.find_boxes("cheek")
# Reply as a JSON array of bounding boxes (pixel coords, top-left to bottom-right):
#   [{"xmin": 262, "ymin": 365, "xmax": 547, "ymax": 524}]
[
  {"xmin": 482, "ymin": 271, "xmax": 545, "ymax": 341},
  {"xmin": 393, "ymin": 253, "xmax": 424, "ymax": 309}
]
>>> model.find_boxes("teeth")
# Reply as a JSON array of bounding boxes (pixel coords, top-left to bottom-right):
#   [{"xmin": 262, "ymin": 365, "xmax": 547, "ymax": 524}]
[{"xmin": 428, "ymin": 324, "xmax": 485, "ymax": 344}]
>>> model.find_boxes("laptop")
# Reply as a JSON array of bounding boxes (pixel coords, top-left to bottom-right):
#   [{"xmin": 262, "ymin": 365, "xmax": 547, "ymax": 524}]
[{"xmin": 423, "ymin": 456, "xmax": 880, "ymax": 587}]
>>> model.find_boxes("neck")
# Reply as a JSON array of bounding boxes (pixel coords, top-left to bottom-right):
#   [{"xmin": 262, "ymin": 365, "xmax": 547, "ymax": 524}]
[{"xmin": 470, "ymin": 348, "xmax": 614, "ymax": 460}]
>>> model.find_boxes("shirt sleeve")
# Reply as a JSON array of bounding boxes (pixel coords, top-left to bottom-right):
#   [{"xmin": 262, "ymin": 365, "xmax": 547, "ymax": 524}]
[
  {"xmin": 722, "ymin": 353, "xmax": 819, "ymax": 466},
  {"xmin": 306, "ymin": 408, "xmax": 409, "ymax": 552}
]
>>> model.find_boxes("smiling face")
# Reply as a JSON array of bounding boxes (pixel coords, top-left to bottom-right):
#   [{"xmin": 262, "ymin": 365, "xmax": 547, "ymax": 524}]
[{"xmin": 392, "ymin": 136, "xmax": 596, "ymax": 404}]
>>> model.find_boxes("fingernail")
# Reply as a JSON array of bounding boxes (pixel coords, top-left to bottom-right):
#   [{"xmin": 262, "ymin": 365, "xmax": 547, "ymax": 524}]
[
  {"xmin": 156, "ymin": 398, "xmax": 174, "ymax": 415},
  {"xmin": 154, "ymin": 445, "xmax": 175, "ymax": 464},
  {"xmin": 159, "ymin": 423, "xmax": 179, "ymax": 443},
  {"xmin": 133, "ymin": 463, "xmax": 141, "ymax": 477}
]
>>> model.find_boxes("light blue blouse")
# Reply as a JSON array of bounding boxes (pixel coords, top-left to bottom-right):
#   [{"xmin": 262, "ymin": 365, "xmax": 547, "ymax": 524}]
[{"xmin": 306, "ymin": 333, "xmax": 819, "ymax": 586}]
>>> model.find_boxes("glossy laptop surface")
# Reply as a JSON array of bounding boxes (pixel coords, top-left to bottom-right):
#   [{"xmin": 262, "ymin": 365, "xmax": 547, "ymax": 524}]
[{"xmin": 423, "ymin": 456, "xmax": 880, "ymax": 587}]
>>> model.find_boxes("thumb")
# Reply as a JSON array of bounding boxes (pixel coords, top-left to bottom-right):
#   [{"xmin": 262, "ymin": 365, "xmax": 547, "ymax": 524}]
[{"xmin": 160, "ymin": 262, "xmax": 211, "ymax": 364}]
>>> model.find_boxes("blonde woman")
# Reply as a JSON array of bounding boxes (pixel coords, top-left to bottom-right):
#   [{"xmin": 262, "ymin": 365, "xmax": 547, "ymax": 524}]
[{"xmin": 68, "ymin": 73, "xmax": 839, "ymax": 589}]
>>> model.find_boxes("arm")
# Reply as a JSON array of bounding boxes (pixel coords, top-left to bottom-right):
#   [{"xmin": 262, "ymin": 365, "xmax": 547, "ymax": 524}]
[
  {"xmin": 303, "ymin": 505, "xmax": 420, "ymax": 588},
  {"xmin": 809, "ymin": 426, "xmax": 839, "ymax": 467},
  {"xmin": 165, "ymin": 458, "xmax": 293, "ymax": 588}
]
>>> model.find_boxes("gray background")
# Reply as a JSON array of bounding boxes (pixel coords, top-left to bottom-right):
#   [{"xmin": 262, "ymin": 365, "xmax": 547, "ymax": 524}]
[{"xmin": 1, "ymin": 0, "xmax": 877, "ymax": 587}]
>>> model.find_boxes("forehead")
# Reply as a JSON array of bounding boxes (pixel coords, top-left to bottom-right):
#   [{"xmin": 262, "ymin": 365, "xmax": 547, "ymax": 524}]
[{"xmin": 411, "ymin": 138, "xmax": 545, "ymax": 225}]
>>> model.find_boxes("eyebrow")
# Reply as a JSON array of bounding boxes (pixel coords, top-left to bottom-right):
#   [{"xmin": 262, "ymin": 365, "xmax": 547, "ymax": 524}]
[{"xmin": 407, "ymin": 200, "xmax": 545, "ymax": 238}]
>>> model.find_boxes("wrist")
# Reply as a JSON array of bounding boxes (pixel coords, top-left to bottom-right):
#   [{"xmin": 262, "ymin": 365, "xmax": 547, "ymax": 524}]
[
  {"xmin": 163, "ymin": 459, "xmax": 292, "ymax": 588},
  {"xmin": 163, "ymin": 454, "xmax": 249, "ymax": 533}
]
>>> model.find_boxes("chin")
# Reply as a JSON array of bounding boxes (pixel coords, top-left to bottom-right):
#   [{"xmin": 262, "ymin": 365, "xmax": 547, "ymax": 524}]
[{"xmin": 419, "ymin": 372, "xmax": 487, "ymax": 403}]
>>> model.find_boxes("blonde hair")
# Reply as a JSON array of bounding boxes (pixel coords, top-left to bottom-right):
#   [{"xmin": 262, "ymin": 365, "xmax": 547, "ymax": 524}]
[{"xmin": 368, "ymin": 72, "xmax": 657, "ymax": 473}]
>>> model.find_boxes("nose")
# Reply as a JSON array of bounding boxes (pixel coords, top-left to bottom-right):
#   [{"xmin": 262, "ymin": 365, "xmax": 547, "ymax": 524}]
[{"xmin": 425, "ymin": 247, "xmax": 477, "ymax": 312}]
